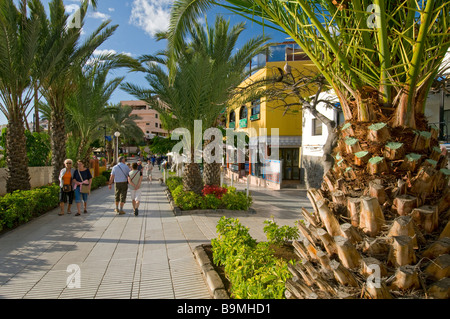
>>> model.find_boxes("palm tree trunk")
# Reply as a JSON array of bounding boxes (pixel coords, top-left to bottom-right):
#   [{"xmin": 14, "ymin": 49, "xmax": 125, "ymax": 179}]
[
  {"xmin": 5, "ymin": 118, "xmax": 31, "ymax": 192},
  {"xmin": 203, "ymin": 138, "xmax": 221, "ymax": 186},
  {"xmin": 302, "ymin": 99, "xmax": 449, "ymax": 299},
  {"xmin": 183, "ymin": 153, "xmax": 203, "ymax": 194},
  {"xmin": 51, "ymin": 110, "xmax": 66, "ymax": 183}
]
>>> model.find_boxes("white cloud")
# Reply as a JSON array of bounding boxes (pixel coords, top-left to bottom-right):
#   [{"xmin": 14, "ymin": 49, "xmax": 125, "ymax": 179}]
[
  {"xmin": 89, "ymin": 11, "xmax": 110, "ymax": 21},
  {"xmin": 129, "ymin": 0, "xmax": 174, "ymax": 37},
  {"xmin": 93, "ymin": 49, "xmax": 134, "ymax": 57}
]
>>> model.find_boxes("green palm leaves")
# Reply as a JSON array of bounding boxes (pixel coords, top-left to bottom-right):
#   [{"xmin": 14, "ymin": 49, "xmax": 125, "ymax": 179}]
[{"xmin": 168, "ymin": 0, "xmax": 450, "ymax": 129}]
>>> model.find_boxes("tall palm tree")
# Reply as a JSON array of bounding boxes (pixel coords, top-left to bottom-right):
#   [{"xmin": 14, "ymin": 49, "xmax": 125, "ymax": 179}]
[
  {"xmin": 65, "ymin": 62, "xmax": 124, "ymax": 164},
  {"xmin": 0, "ymin": 0, "xmax": 62, "ymax": 192},
  {"xmin": 167, "ymin": 0, "xmax": 450, "ymax": 298},
  {"xmin": 102, "ymin": 104, "xmax": 145, "ymax": 163},
  {"xmin": 35, "ymin": 0, "xmax": 138, "ymax": 183},
  {"xmin": 123, "ymin": 16, "xmax": 268, "ymax": 194}
]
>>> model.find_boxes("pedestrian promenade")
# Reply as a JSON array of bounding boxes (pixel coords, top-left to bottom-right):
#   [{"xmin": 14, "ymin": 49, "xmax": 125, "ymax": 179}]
[{"xmin": 0, "ymin": 169, "xmax": 307, "ymax": 299}]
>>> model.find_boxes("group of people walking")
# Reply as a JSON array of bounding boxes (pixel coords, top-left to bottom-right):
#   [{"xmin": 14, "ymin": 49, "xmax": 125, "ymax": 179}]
[
  {"xmin": 59, "ymin": 157, "xmax": 154, "ymax": 217},
  {"xmin": 107, "ymin": 157, "xmax": 153, "ymax": 216},
  {"xmin": 58, "ymin": 159, "xmax": 93, "ymax": 216}
]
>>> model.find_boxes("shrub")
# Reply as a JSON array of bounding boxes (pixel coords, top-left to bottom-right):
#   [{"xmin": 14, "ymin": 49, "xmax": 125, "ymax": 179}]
[
  {"xmin": 168, "ymin": 182, "xmax": 252, "ymax": 211},
  {"xmin": 91, "ymin": 175, "xmax": 107, "ymax": 190},
  {"xmin": 211, "ymin": 217, "xmax": 292, "ymax": 299},
  {"xmin": 201, "ymin": 194, "xmax": 222, "ymax": 210},
  {"xmin": 101, "ymin": 170, "xmax": 111, "ymax": 181},
  {"xmin": 263, "ymin": 218, "xmax": 300, "ymax": 245},
  {"xmin": 166, "ymin": 176, "xmax": 183, "ymax": 192},
  {"xmin": 175, "ymin": 191, "xmax": 203, "ymax": 210},
  {"xmin": 221, "ymin": 190, "xmax": 252, "ymax": 210},
  {"xmin": 0, "ymin": 184, "xmax": 59, "ymax": 232}
]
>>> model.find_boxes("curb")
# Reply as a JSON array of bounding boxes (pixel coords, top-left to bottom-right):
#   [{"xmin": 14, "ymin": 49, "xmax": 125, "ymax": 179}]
[{"xmin": 193, "ymin": 245, "xmax": 229, "ymax": 299}]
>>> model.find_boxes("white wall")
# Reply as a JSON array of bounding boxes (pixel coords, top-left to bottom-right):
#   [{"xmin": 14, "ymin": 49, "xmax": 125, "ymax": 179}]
[
  {"xmin": 0, "ymin": 166, "xmax": 53, "ymax": 196},
  {"xmin": 302, "ymin": 91, "xmax": 338, "ymax": 157}
]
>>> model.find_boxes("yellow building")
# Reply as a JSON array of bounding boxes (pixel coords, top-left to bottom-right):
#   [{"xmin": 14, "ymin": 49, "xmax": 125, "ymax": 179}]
[{"xmin": 226, "ymin": 41, "xmax": 317, "ymax": 186}]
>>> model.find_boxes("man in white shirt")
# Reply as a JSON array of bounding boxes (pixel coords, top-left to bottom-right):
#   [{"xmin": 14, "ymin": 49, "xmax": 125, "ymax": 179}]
[{"xmin": 108, "ymin": 157, "xmax": 131, "ymax": 214}]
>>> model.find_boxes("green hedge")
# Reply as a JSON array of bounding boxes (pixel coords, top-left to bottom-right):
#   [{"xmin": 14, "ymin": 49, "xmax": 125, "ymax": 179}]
[
  {"xmin": 0, "ymin": 175, "xmax": 108, "ymax": 232},
  {"xmin": 0, "ymin": 184, "xmax": 59, "ymax": 231}
]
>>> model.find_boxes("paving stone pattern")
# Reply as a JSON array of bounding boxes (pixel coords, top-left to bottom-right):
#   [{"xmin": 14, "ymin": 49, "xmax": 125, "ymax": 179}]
[{"xmin": 0, "ymin": 169, "xmax": 307, "ymax": 299}]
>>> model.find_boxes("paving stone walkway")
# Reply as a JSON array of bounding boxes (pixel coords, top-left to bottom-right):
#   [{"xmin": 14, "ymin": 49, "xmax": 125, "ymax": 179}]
[{"xmin": 0, "ymin": 169, "xmax": 308, "ymax": 299}]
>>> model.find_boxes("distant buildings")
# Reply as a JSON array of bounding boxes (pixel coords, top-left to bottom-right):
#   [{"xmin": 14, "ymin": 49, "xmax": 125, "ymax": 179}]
[{"xmin": 120, "ymin": 100, "xmax": 170, "ymax": 139}]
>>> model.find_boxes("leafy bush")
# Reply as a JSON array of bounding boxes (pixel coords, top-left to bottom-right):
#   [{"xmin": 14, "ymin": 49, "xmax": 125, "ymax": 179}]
[
  {"xmin": 166, "ymin": 176, "xmax": 183, "ymax": 192},
  {"xmin": 211, "ymin": 217, "xmax": 292, "ymax": 299},
  {"xmin": 0, "ymin": 184, "xmax": 59, "ymax": 231},
  {"xmin": 91, "ymin": 175, "xmax": 107, "ymax": 190},
  {"xmin": 101, "ymin": 170, "xmax": 111, "ymax": 181},
  {"xmin": 221, "ymin": 190, "xmax": 252, "ymax": 210},
  {"xmin": 201, "ymin": 194, "xmax": 222, "ymax": 210},
  {"xmin": 263, "ymin": 218, "xmax": 300, "ymax": 245},
  {"xmin": 168, "ymin": 181, "xmax": 251, "ymax": 211},
  {"xmin": 174, "ymin": 191, "xmax": 203, "ymax": 210}
]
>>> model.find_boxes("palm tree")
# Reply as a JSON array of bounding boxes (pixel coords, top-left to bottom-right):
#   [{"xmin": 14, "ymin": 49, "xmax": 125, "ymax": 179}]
[
  {"xmin": 36, "ymin": 0, "xmax": 138, "ymax": 183},
  {"xmin": 65, "ymin": 62, "xmax": 124, "ymax": 164},
  {"xmin": 0, "ymin": 0, "xmax": 60, "ymax": 192},
  {"xmin": 102, "ymin": 104, "xmax": 145, "ymax": 163},
  {"xmin": 167, "ymin": 0, "xmax": 450, "ymax": 298},
  {"xmin": 123, "ymin": 16, "xmax": 268, "ymax": 194}
]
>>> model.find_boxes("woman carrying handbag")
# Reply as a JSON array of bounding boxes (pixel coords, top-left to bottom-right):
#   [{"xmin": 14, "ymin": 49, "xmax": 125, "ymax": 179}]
[
  {"xmin": 73, "ymin": 160, "xmax": 93, "ymax": 216},
  {"xmin": 58, "ymin": 159, "xmax": 75, "ymax": 216}
]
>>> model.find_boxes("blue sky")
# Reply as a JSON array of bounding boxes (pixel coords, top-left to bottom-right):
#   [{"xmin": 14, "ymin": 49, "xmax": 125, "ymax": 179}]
[{"xmin": 0, "ymin": 0, "xmax": 288, "ymax": 125}]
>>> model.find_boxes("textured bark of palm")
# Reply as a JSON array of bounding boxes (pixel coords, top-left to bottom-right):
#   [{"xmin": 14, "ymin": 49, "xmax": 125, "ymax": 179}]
[{"xmin": 286, "ymin": 121, "xmax": 450, "ymax": 299}]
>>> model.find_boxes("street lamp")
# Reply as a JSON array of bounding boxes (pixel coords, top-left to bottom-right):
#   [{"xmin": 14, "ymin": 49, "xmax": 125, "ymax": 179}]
[{"xmin": 114, "ymin": 131, "xmax": 121, "ymax": 164}]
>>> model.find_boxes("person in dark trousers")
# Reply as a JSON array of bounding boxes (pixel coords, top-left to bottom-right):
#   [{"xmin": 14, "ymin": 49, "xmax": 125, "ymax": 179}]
[
  {"xmin": 58, "ymin": 159, "xmax": 75, "ymax": 216},
  {"xmin": 108, "ymin": 156, "xmax": 131, "ymax": 214}
]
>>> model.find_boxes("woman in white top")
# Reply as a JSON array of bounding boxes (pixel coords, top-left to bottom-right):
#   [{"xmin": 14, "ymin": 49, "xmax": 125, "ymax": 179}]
[
  {"xmin": 128, "ymin": 162, "xmax": 143, "ymax": 216},
  {"xmin": 145, "ymin": 159, "xmax": 153, "ymax": 182}
]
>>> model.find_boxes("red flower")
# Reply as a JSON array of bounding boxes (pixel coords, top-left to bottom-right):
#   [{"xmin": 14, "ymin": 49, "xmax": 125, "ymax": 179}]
[{"xmin": 202, "ymin": 185, "xmax": 227, "ymax": 199}]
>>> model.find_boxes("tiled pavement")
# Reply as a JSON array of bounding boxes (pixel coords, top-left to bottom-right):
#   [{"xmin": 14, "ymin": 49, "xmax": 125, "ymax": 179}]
[{"xmin": 0, "ymin": 169, "xmax": 308, "ymax": 299}]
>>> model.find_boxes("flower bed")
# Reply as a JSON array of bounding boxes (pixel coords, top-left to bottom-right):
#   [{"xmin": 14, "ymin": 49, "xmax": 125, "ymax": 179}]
[
  {"xmin": 210, "ymin": 217, "xmax": 300, "ymax": 299},
  {"xmin": 165, "ymin": 177, "xmax": 252, "ymax": 211}
]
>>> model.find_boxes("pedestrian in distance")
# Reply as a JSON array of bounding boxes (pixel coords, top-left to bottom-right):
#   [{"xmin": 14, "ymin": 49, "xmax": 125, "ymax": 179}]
[
  {"xmin": 73, "ymin": 160, "xmax": 92, "ymax": 216},
  {"xmin": 137, "ymin": 160, "xmax": 143, "ymax": 173},
  {"xmin": 128, "ymin": 162, "xmax": 143, "ymax": 216},
  {"xmin": 108, "ymin": 156, "xmax": 130, "ymax": 214},
  {"xmin": 145, "ymin": 159, "xmax": 153, "ymax": 182},
  {"xmin": 58, "ymin": 159, "xmax": 75, "ymax": 216}
]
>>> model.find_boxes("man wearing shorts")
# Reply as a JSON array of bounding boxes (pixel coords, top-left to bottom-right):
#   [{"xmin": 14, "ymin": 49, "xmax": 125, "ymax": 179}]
[
  {"xmin": 108, "ymin": 156, "xmax": 130, "ymax": 214},
  {"xmin": 128, "ymin": 162, "xmax": 143, "ymax": 216}
]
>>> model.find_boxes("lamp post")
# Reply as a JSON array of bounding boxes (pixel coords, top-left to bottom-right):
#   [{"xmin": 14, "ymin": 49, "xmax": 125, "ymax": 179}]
[{"xmin": 114, "ymin": 131, "xmax": 121, "ymax": 164}]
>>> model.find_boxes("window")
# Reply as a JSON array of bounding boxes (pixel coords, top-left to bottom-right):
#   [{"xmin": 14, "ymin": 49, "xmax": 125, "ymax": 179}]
[
  {"xmin": 229, "ymin": 110, "xmax": 236, "ymax": 123},
  {"xmin": 239, "ymin": 106, "xmax": 248, "ymax": 119},
  {"xmin": 155, "ymin": 123, "xmax": 158, "ymax": 127},
  {"xmin": 155, "ymin": 114, "xmax": 158, "ymax": 118},
  {"xmin": 250, "ymin": 99, "xmax": 260, "ymax": 120},
  {"xmin": 146, "ymin": 123, "xmax": 150, "ymax": 125},
  {"xmin": 312, "ymin": 118, "xmax": 322, "ymax": 136}
]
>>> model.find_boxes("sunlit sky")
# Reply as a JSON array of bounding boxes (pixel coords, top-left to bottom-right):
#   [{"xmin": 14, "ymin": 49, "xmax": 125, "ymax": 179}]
[{"xmin": 0, "ymin": 0, "xmax": 288, "ymax": 125}]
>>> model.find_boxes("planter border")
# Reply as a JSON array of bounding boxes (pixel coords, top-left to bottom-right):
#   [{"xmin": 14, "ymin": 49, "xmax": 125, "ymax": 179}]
[{"xmin": 193, "ymin": 244, "xmax": 229, "ymax": 299}]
